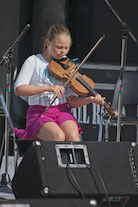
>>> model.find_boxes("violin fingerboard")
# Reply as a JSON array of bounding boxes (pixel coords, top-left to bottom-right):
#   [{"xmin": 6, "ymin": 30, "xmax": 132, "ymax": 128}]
[{"xmin": 76, "ymin": 75, "xmax": 97, "ymax": 96}]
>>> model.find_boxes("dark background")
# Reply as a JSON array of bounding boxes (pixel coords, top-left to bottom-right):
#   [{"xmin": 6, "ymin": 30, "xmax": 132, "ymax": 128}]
[
  {"xmin": 67, "ymin": 0, "xmax": 138, "ymax": 65},
  {"xmin": 1, "ymin": 0, "xmax": 138, "ymax": 69},
  {"xmin": 0, "ymin": 0, "xmax": 138, "ymax": 150}
]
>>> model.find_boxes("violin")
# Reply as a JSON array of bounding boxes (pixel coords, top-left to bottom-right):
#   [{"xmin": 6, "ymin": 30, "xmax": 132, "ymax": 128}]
[
  {"xmin": 42, "ymin": 34, "xmax": 115, "ymax": 117},
  {"xmin": 49, "ymin": 57, "xmax": 115, "ymax": 117},
  {"xmin": 49, "ymin": 57, "xmax": 95, "ymax": 96}
]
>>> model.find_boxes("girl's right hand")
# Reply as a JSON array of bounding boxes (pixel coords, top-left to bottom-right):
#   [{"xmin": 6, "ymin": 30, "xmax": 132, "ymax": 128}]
[{"xmin": 48, "ymin": 85, "xmax": 65, "ymax": 98}]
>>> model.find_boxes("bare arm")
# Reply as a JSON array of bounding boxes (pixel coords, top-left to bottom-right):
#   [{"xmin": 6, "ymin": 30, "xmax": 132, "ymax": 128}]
[
  {"xmin": 67, "ymin": 94, "xmax": 105, "ymax": 108},
  {"xmin": 15, "ymin": 84, "xmax": 65, "ymax": 98}
]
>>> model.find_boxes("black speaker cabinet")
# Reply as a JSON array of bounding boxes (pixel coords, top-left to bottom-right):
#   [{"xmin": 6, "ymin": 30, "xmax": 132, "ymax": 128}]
[{"xmin": 12, "ymin": 141, "xmax": 138, "ymax": 207}]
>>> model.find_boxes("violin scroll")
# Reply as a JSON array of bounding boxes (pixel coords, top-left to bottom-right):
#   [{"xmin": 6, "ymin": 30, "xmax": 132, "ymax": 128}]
[{"xmin": 103, "ymin": 102, "xmax": 115, "ymax": 117}]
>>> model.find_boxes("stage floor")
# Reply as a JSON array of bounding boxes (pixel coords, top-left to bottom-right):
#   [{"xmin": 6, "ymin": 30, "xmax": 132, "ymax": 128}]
[{"xmin": 0, "ymin": 156, "xmax": 22, "ymax": 200}]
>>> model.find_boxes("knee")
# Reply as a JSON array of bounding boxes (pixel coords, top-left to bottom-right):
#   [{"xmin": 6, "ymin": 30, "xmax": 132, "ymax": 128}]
[
  {"xmin": 55, "ymin": 131, "xmax": 65, "ymax": 141},
  {"xmin": 66, "ymin": 131, "xmax": 80, "ymax": 141}
]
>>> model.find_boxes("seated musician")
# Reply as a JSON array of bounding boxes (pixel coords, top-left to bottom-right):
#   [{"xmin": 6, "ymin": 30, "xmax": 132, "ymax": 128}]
[{"xmin": 14, "ymin": 24, "xmax": 105, "ymax": 141}]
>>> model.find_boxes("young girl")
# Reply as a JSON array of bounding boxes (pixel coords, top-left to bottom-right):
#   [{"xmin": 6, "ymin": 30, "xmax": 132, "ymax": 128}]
[{"xmin": 14, "ymin": 24, "xmax": 105, "ymax": 141}]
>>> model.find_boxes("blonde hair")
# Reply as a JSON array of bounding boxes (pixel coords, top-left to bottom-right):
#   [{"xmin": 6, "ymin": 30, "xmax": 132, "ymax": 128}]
[{"xmin": 43, "ymin": 24, "xmax": 72, "ymax": 52}]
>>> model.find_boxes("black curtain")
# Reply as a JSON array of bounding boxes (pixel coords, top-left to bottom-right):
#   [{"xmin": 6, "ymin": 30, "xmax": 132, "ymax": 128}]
[{"xmin": 67, "ymin": 0, "xmax": 138, "ymax": 65}]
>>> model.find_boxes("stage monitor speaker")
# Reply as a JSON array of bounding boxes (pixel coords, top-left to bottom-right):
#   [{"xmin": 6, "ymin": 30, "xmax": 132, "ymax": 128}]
[{"xmin": 12, "ymin": 141, "xmax": 138, "ymax": 207}]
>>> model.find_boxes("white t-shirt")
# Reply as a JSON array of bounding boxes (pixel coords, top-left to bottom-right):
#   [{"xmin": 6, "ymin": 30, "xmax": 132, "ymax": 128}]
[{"xmin": 14, "ymin": 54, "xmax": 77, "ymax": 106}]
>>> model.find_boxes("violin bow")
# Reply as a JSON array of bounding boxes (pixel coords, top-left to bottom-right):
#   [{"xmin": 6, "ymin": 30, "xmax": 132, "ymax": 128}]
[{"xmin": 42, "ymin": 34, "xmax": 105, "ymax": 117}]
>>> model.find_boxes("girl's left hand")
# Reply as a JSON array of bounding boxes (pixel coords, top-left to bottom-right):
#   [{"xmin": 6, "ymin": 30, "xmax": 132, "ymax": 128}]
[{"xmin": 91, "ymin": 94, "xmax": 105, "ymax": 105}]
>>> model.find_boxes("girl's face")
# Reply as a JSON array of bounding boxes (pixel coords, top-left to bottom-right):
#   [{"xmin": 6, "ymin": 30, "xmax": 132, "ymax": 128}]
[{"xmin": 46, "ymin": 34, "xmax": 71, "ymax": 60}]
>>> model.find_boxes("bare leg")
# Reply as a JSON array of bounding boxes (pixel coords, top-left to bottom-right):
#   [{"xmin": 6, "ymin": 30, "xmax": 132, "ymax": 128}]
[
  {"xmin": 60, "ymin": 120, "xmax": 80, "ymax": 141},
  {"xmin": 36, "ymin": 122, "xmax": 65, "ymax": 141}
]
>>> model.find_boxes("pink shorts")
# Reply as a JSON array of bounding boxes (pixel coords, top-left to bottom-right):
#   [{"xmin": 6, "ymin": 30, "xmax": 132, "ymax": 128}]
[{"xmin": 14, "ymin": 103, "xmax": 83, "ymax": 140}]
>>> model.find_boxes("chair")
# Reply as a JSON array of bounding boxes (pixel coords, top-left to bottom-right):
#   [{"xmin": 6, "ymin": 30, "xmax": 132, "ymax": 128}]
[
  {"xmin": 98, "ymin": 71, "xmax": 138, "ymax": 142},
  {"xmin": 10, "ymin": 87, "xmax": 40, "ymax": 163}
]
